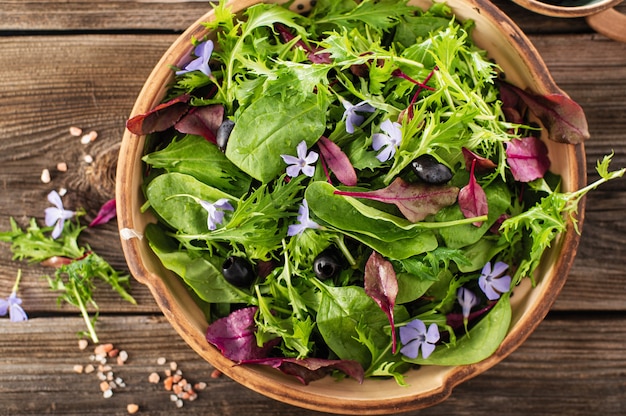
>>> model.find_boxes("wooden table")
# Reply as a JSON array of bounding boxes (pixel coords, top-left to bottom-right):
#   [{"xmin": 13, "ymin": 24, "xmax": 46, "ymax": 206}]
[{"xmin": 1, "ymin": 1, "xmax": 625, "ymax": 415}]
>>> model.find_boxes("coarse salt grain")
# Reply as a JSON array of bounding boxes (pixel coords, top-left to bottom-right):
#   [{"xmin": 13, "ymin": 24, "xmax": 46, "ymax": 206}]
[
  {"xmin": 84, "ymin": 364, "xmax": 95, "ymax": 374},
  {"xmin": 157, "ymin": 357, "xmax": 167, "ymax": 365},
  {"xmin": 58, "ymin": 187, "xmax": 67, "ymax": 197},
  {"xmin": 103, "ymin": 389, "xmax": 113, "ymax": 399},
  {"xmin": 41, "ymin": 168, "xmax": 51, "ymax": 184},
  {"xmin": 83, "ymin": 154, "xmax": 94, "ymax": 164},
  {"xmin": 94, "ymin": 343, "xmax": 114, "ymax": 355},
  {"xmin": 169, "ymin": 361, "xmax": 178, "ymax": 371},
  {"xmin": 78, "ymin": 339, "xmax": 89, "ymax": 350},
  {"xmin": 88, "ymin": 130, "xmax": 98, "ymax": 141},
  {"xmin": 175, "ymin": 399, "xmax": 184, "ymax": 408},
  {"xmin": 56, "ymin": 162, "xmax": 68, "ymax": 172},
  {"xmin": 127, "ymin": 404, "xmax": 139, "ymax": 414},
  {"xmin": 118, "ymin": 350, "xmax": 128, "ymax": 363},
  {"xmin": 69, "ymin": 126, "xmax": 83, "ymax": 136},
  {"xmin": 148, "ymin": 372, "xmax": 160, "ymax": 384},
  {"xmin": 73, "ymin": 365, "xmax": 84, "ymax": 374}
]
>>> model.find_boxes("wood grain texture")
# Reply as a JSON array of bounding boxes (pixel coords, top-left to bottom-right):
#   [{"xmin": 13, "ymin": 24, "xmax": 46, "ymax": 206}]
[{"xmin": 1, "ymin": 315, "xmax": 625, "ymax": 415}]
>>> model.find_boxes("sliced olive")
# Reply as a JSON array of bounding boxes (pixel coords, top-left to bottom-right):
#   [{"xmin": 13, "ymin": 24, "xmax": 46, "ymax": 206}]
[
  {"xmin": 222, "ymin": 256, "xmax": 255, "ymax": 287},
  {"xmin": 313, "ymin": 250, "xmax": 343, "ymax": 280},
  {"xmin": 410, "ymin": 154, "xmax": 453, "ymax": 184},
  {"xmin": 216, "ymin": 119, "xmax": 235, "ymax": 151}
]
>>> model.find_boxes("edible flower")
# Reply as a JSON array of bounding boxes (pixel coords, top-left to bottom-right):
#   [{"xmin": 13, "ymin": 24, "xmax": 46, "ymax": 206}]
[
  {"xmin": 198, "ymin": 198, "xmax": 234, "ymax": 231},
  {"xmin": 341, "ymin": 100, "xmax": 376, "ymax": 134},
  {"xmin": 281, "ymin": 140, "xmax": 319, "ymax": 178},
  {"xmin": 0, "ymin": 270, "xmax": 28, "ymax": 322},
  {"xmin": 176, "ymin": 40, "xmax": 214, "ymax": 77},
  {"xmin": 399, "ymin": 319, "xmax": 439, "ymax": 359},
  {"xmin": 479, "ymin": 261, "xmax": 512, "ymax": 300},
  {"xmin": 457, "ymin": 287, "xmax": 479, "ymax": 332},
  {"xmin": 372, "ymin": 119, "xmax": 402, "ymax": 162},
  {"xmin": 288, "ymin": 199, "xmax": 321, "ymax": 236},
  {"xmin": 44, "ymin": 190, "xmax": 75, "ymax": 239}
]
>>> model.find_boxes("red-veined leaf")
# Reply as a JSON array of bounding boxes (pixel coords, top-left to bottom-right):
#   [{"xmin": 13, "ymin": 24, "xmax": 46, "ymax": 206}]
[
  {"xmin": 364, "ymin": 251, "xmax": 399, "ymax": 353},
  {"xmin": 458, "ymin": 160, "xmax": 488, "ymax": 227},
  {"xmin": 506, "ymin": 137, "xmax": 551, "ymax": 182},
  {"xmin": 317, "ymin": 136, "xmax": 357, "ymax": 186},
  {"xmin": 240, "ymin": 357, "xmax": 364, "ymax": 385},
  {"xmin": 89, "ymin": 199, "xmax": 116, "ymax": 227},
  {"xmin": 126, "ymin": 94, "xmax": 190, "ymax": 135},
  {"xmin": 205, "ymin": 307, "xmax": 279, "ymax": 362},
  {"xmin": 174, "ymin": 104, "xmax": 224, "ymax": 144},
  {"xmin": 462, "ymin": 147, "xmax": 497, "ymax": 171},
  {"xmin": 499, "ymin": 81, "xmax": 589, "ymax": 144},
  {"xmin": 334, "ymin": 177, "xmax": 459, "ymax": 222}
]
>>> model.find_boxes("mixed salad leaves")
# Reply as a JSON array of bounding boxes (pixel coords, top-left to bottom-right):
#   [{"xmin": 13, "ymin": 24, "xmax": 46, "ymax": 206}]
[{"xmin": 126, "ymin": 0, "xmax": 623, "ymax": 385}]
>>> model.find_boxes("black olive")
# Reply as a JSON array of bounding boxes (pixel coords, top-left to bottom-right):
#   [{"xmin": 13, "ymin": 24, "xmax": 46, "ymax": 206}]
[
  {"xmin": 410, "ymin": 154, "xmax": 453, "ymax": 184},
  {"xmin": 313, "ymin": 250, "xmax": 343, "ymax": 280},
  {"xmin": 216, "ymin": 119, "xmax": 235, "ymax": 151},
  {"xmin": 222, "ymin": 256, "xmax": 255, "ymax": 287}
]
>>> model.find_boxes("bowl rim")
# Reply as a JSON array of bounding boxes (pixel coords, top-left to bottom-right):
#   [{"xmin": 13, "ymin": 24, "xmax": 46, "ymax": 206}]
[
  {"xmin": 512, "ymin": 0, "xmax": 622, "ymax": 18},
  {"xmin": 116, "ymin": 0, "xmax": 587, "ymax": 413}
]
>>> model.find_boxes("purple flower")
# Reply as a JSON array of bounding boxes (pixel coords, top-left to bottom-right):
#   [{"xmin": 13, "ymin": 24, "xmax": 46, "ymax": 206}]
[
  {"xmin": 0, "ymin": 270, "xmax": 28, "ymax": 322},
  {"xmin": 372, "ymin": 119, "xmax": 402, "ymax": 162},
  {"xmin": 281, "ymin": 140, "xmax": 319, "ymax": 178},
  {"xmin": 288, "ymin": 199, "xmax": 321, "ymax": 236},
  {"xmin": 457, "ymin": 287, "xmax": 479, "ymax": 321},
  {"xmin": 44, "ymin": 190, "xmax": 75, "ymax": 239},
  {"xmin": 479, "ymin": 261, "xmax": 512, "ymax": 300},
  {"xmin": 399, "ymin": 319, "xmax": 440, "ymax": 359},
  {"xmin": 176, "ymin": 40, "xmax": 214, "ymax": 77},
  {"xmin": 198, "ymin": 198, "xmax": 234, "ymax": 231},
  {"xmin": 341, "ymin": 100, "xmax": 376, "ymax": 134}
]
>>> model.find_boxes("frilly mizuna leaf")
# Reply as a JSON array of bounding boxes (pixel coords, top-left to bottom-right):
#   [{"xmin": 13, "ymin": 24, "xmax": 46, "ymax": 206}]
[
  {"xmin": 174, "ymin": 104, "xmax": 224, "ymax": 144},
  {"xmin": 364, "ymin": 251, "xmax": 399, "ymax": 353},
  {"xmin": 334, "ymin": 177, "xmax": 459, "ymax": 223},
  {"xmin": 506, "ymin": 137, "xmax": 551, "ymax": 182},
  {"xmin": 240, "ymin": 357, "xmax": 364, "ymax": 385},
  {"xmin": 126, "ymin": 94, "xmax": 190, "ymax": 135},
  {"xmin": 458, "ymin": 160, "xmax": 488, "ymax": 227},
  {"xmin": 499, "ymin": 81, "xmax": 589, "ymax": 144},
  {"xmin": 317, "ymin": 136, "xmax": 358, "ymax": 186},
  {"xmin": 205, "ymin": 306, "xmax": 280, "ymax": 362}
]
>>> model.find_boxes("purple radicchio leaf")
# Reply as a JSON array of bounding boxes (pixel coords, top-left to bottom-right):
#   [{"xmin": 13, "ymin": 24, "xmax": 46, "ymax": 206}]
[
  {"xmin": 240, "ymin": 357, "xmax": 364, "ymax": 385},
  {"xmin": 89, "ymin": 199, "xmax": 116, "ymax": 227},
  {"xmin": 499, "ymin": 81, "xmax": 590, "ymax": 144},
  {"xmin": 317, "ymin": 136, "xmax": 357, "ymax": 186},
  {"xmin": 126, "ymin": 94, "xmax": 190, "ymax": 135},
  {"xmin": 364, "ymin": 251, "xmax": 399, "ymax": 353},
  {"xmin": 458, "ymin": 159, "xmax": 489, "ymax": 227},
  {"xmin": 205, "ymin": 306, "xmax": 280, "ymax": 362},
  {"xmin": 506, "ymin": 136, "xmax": 551, "ymax": 182},
  {"xmin": 275, "ymin": 23, "xmax": 331, "ymax": 64},
  {"xmin": 334, "ymin": 177, "xmax": 459, "ymax": 223},
  {"xmin": 173, "ymin": 104, "xmax": 224, "ymax": 144},
  {"xmin": 461, "ymin": 147, "xmax": 497, "ymax": 172}
]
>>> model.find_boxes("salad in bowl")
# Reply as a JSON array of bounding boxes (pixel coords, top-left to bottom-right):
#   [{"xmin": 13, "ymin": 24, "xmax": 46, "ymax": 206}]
[{"xmin": 117, "ymin": 0, "xmax": 622, "ymax": 413}]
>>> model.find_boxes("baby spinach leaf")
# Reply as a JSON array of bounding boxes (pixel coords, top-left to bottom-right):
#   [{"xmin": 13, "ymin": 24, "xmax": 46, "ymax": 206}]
[
  {"xmin": 404, "ymin": 294, "xmax": 511, "ymax": 365},
  {"xmin": 395, "ymin": 272, "xmax": 435, "ymax": 304},
  {"xmin": 226, "ymin": 92, "xmax": 327, "ymax": 182},
  {"xmin": 143, "ymin": 135, "xmax": 251, "ymax": 197},
  {"xmin": 315, "ymin": 283, "xmax": 408, "ymax": 368},
  {"xmin": 145, "ymin": 224, "xmax": 253, "ymax": 305},
  {"xmin": 145, "ymin": 172, "xmax": 235, "ymax": 235}
]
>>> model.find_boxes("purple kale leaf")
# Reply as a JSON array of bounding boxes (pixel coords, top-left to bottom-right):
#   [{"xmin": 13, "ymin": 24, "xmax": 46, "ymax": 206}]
[
  {"xmin": 126, "ymin": 94, "xmax": 191, "ymax": 135},
  {"xmin": 317, "ymin": 136, "xmax": 357, "ymax": 186}
]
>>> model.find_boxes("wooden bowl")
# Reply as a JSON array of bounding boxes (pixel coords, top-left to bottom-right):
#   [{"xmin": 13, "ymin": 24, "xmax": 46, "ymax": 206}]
[{"xmin": 116, "ymin": 0, "xmax": 586, "ymax": 413}]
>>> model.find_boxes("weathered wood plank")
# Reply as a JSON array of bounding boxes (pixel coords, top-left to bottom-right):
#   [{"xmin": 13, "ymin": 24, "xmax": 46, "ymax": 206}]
[
  {"xmin": 1, "ymin": 314, "xmax": 625, "ymax": 415},
  {"xmin": 2, "ymin": 0, "xmax": 624, "ymax": 35}
]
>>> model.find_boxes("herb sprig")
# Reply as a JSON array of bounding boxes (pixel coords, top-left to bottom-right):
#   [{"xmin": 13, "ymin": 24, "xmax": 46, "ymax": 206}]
[{"xmin": 0, "ymin": 212, "xmax": 136, "ymax": 343}]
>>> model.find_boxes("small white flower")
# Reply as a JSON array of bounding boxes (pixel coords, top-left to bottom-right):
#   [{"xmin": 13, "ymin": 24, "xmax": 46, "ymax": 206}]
[
  {"xmin": 44, "ymin": 190, "xmax": 75, "ymax": 239},
  {"xmin": 281, "ymin": 140, "xmax": 319, "ymax": 178}
]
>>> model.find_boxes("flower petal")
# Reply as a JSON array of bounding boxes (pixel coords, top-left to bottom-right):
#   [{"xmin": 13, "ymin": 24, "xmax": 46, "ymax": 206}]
[
  {"xmin": 286, "ymin": 165, "xmax": 302, "ymax": 178},
  {"xmin": 9, "ymin": 304, "xmax": 28, "ymax": 322},
  {"xmin": 491, "ymin": 261, "xmax": 509, "ymax": 277},
  {"xmin": 44, "ymin": 207, "xmax": 60, "ymax": 227},
  {"xmin": 51, "ymin": 218, "xmax": 65, "ymax": 239},
  {"xmin": 0, "ymin": 299, "xmax": 8, "ymax": 316},
  {"xmin": 47, "ymin": 190, "xmax": 63, "ymax": 209},
  {"xmin": 491, "ymin": 275, "xmax": 512, "ymax": 294},
  {"xmin": 420, "ymin": 340, "xmax": 436, "ymax": 359},
  {"xmin": 399, "ymin": 340, "xmax": 419, "ymax": 359},
  {"xmin": 425, "ymin": 323, "xmax": 440, "ymax": 344}
]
